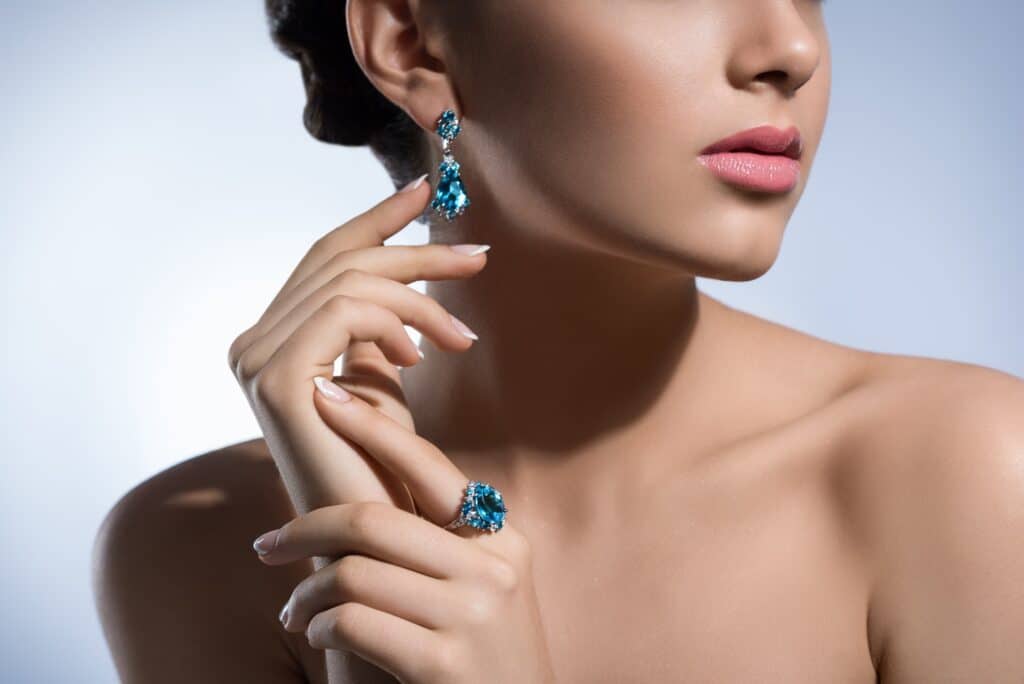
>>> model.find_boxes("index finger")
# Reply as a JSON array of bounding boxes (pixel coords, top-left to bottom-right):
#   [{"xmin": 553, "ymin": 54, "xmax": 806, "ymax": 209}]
[
  {"xmin": 311, "ymin": 384, "xmax": 474, "ymax": 530},
  {"xmin": 272, "ymin": 173, "xmax": 432, "ymax": 311},
  {"xmin": 258, "ymin": 501, "xmax": 474, "ymax": 578}
]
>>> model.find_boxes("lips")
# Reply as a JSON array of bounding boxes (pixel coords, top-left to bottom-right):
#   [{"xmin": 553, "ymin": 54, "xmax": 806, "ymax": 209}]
[
  {"xmin": 700, "ymin": 124, "xmax": 803, "ymax": 160},
  {"xmin": 697, "ymin": 124, "xmax": 803, "ymax": 193}
]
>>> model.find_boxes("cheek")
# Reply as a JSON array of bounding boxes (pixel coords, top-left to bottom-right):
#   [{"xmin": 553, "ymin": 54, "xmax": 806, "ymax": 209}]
[
  {"xmin": 462, "ymin": 4, "xmax": 721, "ymax": 243},
  {"xmin": 454, "ymin": 2, "xmax": 829, "ymax": 280}
]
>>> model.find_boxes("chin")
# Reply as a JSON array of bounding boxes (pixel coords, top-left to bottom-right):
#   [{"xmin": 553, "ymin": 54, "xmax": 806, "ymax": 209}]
[
  {"xmin": 701, "ymin": 198, "xmax": 794, "ymax": 280},
  {"xmin": 681, "ymin": 226, "xmax": 784, "ymax": 282},
  {"xmin": 699, "ymin": 255, "xmax": 777, "ymax": 282}
]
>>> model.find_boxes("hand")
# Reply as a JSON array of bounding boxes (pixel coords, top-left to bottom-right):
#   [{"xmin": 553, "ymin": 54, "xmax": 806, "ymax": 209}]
[
  {"xmin": 251, "ymin": 387, "xmax": 558, "ymax": 684},
  {"xmin": 226, "ymin": 177, "xmax": 487, "ymax": 513}
]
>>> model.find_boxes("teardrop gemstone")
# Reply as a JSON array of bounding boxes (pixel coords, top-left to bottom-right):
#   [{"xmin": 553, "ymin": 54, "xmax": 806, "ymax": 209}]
[{"xmin": 431, "ymin": 158, "xmax": 471, "ymax": 222}]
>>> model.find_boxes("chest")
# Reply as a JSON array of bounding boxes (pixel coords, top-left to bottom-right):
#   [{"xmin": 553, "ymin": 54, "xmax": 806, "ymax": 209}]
[{"xmin": 524, "ymin": 478, "xmax": 878, "ymax": 683}]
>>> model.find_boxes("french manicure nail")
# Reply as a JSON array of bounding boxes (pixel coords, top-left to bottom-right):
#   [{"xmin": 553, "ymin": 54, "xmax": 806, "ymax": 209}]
[
  {"xmin": 404, "ymin": 328, "xmax": 424, "ymax": 360},
  {"xmin": 253, "ymin": 529, "xmax": 280, "ymax": 555},
  {"xmin": 450, "ymin": 314, "xmax": 479, "ymax": 340},
  {"xmin": 399, "ymin": 173, "xmax": 429, "ymax": 193},
  {"xmin": 313, "ymin": 376, "xmax": 353, "ymax": 402},
  {"xmin": 449, "ymin": 244, "xmax": 491, "ymax": 256}
]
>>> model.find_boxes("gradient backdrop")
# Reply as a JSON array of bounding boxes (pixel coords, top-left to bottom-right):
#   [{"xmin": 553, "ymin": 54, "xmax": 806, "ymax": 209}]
[{"xmin": 2, "ymin": 1, "xmax": 1021, "ymax": 681}]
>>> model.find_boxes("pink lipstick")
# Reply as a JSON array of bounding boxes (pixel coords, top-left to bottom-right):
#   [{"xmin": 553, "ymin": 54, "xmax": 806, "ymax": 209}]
[{"xmin": 697, "ymin": 124, "xmax": 802, "ymax": 193}]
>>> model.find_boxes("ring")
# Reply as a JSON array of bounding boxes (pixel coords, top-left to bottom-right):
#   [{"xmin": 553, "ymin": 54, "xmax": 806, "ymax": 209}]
[{"xmin": 442, "ymin": 480, "xmax": 508, "ymax": 533}]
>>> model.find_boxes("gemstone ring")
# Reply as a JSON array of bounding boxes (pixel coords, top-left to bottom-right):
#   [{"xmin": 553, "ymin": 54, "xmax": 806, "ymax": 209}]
[{"xmin": 442, "ymin": 480, "xmax": 508, "ymax": 534}]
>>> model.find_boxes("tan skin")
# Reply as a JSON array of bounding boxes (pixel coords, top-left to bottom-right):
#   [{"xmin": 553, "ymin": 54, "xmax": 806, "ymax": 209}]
[{"xmin": 92, "ymin": 0, "xmax": 1024, "ymax": 682}]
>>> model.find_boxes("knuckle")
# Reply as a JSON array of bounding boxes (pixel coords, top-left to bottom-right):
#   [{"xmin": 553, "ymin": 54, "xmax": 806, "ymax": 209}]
[
  {"xmin": 233, "ymin": 346, "xmax": 262, "ymax": 384},
  {"xmin": 323, "ymin": 293, "xmax": 356, "ymax": 317},
  {"xmin": 250, "ymin": 366, "xmax": 288, "ymax": 408},
  {"xmin": 504, "ymin": 526, "xmax": 534, "ymax": 563},
  {"xmin": 482, "ymin": 557, "xmax": 520, "ymax": 593},
  {"xmin": 331, "ymin": 267, "xmax": 366, "ymax": 291},
  {"xmin": 379, "ymin": 304, "xmax": 405, "ymax": 331},
  {"xmin": 305, "ymin": 615, "xmax": 322, "ymax": 647},
  {"xmin": 307, "ymin": 234, "xmax": 329, "ymax": 258},
  {"xmin": 330, "ymin": 602, "xmax": 362, "ymax": 640},
  {"xmin": 226, "ymin": 331, "xmax": 250, "ymax": 372},
  {"xmin": 425, "ymin": 640, "xmax": 463, "ymax": 683},
  {"xmin": 321, "ymin": 247, "xmax": 354, "ymax": 274},
  {"xmin": 461, "ymin": 588, "xmax": 499, "ymax": 626},
  {"xmin": 334, "ymin": 554, "xmax": 367, "ymax": 592},
  {"xmin": 308, "ymin": 233, "xmax": 346, "ymax": 264},
  {"xmin": 345, "ymin": 501, "xmax": 382, "ymax": 540}
]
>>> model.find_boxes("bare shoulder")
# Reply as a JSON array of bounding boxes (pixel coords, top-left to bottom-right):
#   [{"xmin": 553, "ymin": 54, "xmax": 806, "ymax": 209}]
[
  {"xmin": 836, "ymin": 353, "xmax": 1024, "ymax": 681},
  {"xmin": 92, "ymin": 438, "xmax": 327, "ymax": 684}
]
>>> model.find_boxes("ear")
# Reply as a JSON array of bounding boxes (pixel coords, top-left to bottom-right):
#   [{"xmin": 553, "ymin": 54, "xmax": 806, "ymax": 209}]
[{"xmin": 346, "ymin": 0, "xmax": 458, "ymax": 132}]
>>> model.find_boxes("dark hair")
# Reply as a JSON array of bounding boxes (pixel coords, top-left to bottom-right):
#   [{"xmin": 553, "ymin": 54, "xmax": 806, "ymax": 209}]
[{"xmin": 264, "ymin": 0, "xmax": 430, "ymax": 191}]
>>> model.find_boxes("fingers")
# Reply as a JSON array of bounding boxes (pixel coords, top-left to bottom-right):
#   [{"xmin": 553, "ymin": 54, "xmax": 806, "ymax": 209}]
[
  {"xmin": 252, "ymin": 391, "xmax": 405, "ymax": 513},
  {"xmin": 254, "ymin": 501, "xmax": 477, "ymax": 578},
  {"xmin": 280, "ymin": 554, "xmax": 454, "ymax": 633},
  {"xmin": 264, "ymin": 243, "xmax": 489, "ymax": 332},
  {"xmin": 229, "ymin": 294, "xmax": 424, "ymax": 511},
  {"xmin": 304, "ymin": 600, "xmax": 443, "ymax": 684},
  {"xmin": 229, "ymin": 242, "xmax": 488, "ymax": 374},
  {"xmin": 265, "ymin": 173, "xmax": 432, "ymax": 314},
  {"xmin": 310, "ymin": 381, "xmax": 472, "ymax": 528},
  {"xmin": 236, "ymin": 267, "xmax": 481, "ymax": 385},
  {"xmin": 237, "ymin": 295, "xmax": 422, "ymax": 395}
]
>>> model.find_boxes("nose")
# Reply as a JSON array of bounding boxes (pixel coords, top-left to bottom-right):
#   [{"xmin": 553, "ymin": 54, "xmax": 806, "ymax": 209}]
[{"xmin": 725, "ymin": 2, "xmax": 822, "ymax": 98}]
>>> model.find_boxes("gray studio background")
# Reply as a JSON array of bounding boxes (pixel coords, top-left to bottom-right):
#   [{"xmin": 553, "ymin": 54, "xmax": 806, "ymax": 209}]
[{"xmin": 2, "ymin": 1, "xmax": 1021, "ymax": 682}]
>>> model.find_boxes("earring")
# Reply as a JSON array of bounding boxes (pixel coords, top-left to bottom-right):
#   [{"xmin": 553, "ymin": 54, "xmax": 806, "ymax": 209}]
[{"xmin": 430, "ymin": 109, "xmax": 471, "ymax": 222}]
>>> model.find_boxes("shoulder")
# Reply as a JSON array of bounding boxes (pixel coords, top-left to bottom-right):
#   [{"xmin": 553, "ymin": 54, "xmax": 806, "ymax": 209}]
[
  {"xmin": 92, "ymin": 438, "xmax": 326, "ymax": 684},
  {"xmin": 840, "ymin": 354, "xmax": 1024, "ymax": 681},
  {"xmin": 847, "ymin": 353, "xmax": 1024, "ymax": 469}
]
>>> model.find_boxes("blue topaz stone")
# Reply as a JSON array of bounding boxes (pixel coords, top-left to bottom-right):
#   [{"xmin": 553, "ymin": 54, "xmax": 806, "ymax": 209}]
[
  {"xmin": 435, "ymin": 109, "xmax": 461, "ymax": 141},
  {"xmin": 448, "ymin": 480, "xmax": 508, "ymax": 533},
  {"xmin": 430, "ymin": 158, "xmax": 471, "ymax": 221}
]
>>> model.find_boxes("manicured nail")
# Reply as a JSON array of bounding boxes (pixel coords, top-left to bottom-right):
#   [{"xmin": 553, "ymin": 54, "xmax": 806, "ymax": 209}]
[
  {"xmin": 399, "ymin": 173, "xmax": 429, "ymax": 193},
  {"xmin": 403, "ymin": 328, "xmax": 424, "ymax": 360},
  {"xmin": 450, "ymin": 314, "xmax": 479, "ymax": 340},
  {"xmin": 449, "ymin": 244, "xmax": 491, "ymax": 256},
  {"xmin": 253, "ymin": 529, "xmax": 280, "ymax": 555},
  {"xmin": 279, "ymin": 603, "xmax": 290, "ymax": 627},
  {"xmin": 313, "ymin": 376, "xmax": 353, "ymax": 402}
]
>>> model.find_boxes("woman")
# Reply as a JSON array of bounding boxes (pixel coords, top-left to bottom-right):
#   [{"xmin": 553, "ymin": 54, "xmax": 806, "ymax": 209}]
[{"xmin": 93, "ymin": 1, "xmax": 1024, "ymax": 682}]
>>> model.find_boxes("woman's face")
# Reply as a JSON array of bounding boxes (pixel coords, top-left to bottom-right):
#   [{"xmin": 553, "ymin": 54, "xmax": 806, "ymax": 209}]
[{"xmin": 437, "ymin": 0, "xmax": 830, "ymax": 281}]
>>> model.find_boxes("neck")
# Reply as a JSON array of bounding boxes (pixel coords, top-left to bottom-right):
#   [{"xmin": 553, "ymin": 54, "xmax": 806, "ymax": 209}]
[{"xmin": 400, "ymin": 207, "xmax": 738, "ymax": 488}]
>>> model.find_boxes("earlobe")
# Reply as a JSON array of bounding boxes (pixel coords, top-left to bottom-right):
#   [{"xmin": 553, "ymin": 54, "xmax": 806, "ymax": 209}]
[{"xmin": 345, "ymin": 0, "xmax": 459, "ymax": 134}]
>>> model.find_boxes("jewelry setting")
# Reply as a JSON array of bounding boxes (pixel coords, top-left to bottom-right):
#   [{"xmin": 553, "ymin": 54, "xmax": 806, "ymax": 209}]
[
  {"xmin": 442, "ymin": 480, "xmax": 508, "ymax": 533},
  {"xmin": 430, "ymin": 108, "xmax": 472, "ymax": 222}
]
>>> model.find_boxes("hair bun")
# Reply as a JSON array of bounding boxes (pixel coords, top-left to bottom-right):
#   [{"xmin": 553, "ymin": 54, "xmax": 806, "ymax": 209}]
[{"xmin": 265, "ymin": 0, "xmax": 404, "ymax": 146}]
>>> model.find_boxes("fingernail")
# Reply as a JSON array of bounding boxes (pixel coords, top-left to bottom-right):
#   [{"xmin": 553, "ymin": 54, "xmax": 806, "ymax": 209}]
[
  {"xmin": 399, "ymin": 173, "xmax": 429, "ymax": 193},
  {"xmin": 253, "ymin": 528, "xmax": 280, "ymax": 555},
  {"xmin": 449, "ymin": 244, "xmax": 491, "ymax": 256},
  {"xmin": 450, "ymin": 314, "xmax": 479, "ymax": 340},
  {"xmin": 279, "ymin": 603, "xmax": 290, "ymax": 627},
  {"xmin": 313, "ymin": 376, "xmax": 353, "ymax": 402},
  {"xmin": 405, "ymin": 328, "xmax": 424, "ymax": 360}
]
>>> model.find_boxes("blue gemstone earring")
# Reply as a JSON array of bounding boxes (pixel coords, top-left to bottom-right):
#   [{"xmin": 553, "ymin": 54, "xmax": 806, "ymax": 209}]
[{"xmin": 430, "ymin": 109, "xmax": 471, "ymax": 222}]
